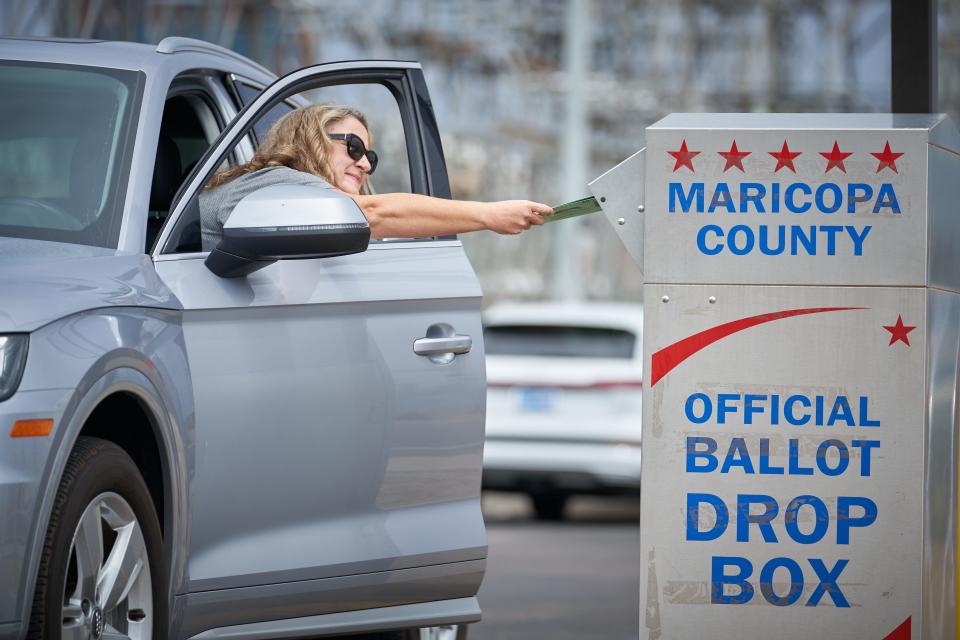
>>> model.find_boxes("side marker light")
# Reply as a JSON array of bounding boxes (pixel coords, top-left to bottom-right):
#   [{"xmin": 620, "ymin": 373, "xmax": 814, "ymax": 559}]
[{"xmin": 10, "ymin": 419, "xmax": 54, "ymax": 438}]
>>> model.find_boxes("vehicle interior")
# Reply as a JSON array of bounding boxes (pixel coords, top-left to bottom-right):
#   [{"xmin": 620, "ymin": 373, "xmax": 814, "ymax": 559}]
[
  {"xmin": 147, "ymin": 75, "xmax": 296, "ymax": 254},
  {"xmin": 147, "ymin": 92, "xmax": 221, "ymax": 253},
  {"xmin": 147, "ymin": 77, "xmax": 420, "ymax": 255}
]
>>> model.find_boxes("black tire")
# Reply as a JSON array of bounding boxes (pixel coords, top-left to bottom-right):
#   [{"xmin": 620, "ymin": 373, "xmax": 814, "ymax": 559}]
[
  {"xmin": 530, "ymin": 492, "xmax": 569, "ymax": 521},
  {"xmin": 28, "ymin": 436, "xmax": 166, "ymax": 640}
]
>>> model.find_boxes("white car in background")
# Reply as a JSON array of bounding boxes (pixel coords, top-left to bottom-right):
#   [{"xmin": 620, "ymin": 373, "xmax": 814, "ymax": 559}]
[{"xmin": 482, "ymin": 302, "xmax": 643, "ymax": 520}]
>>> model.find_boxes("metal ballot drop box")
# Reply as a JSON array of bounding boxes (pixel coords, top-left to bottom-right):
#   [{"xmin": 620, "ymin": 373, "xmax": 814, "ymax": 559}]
[{"xmin": 590, "ymin": 114, "xmax": 960, "ymax": 640}]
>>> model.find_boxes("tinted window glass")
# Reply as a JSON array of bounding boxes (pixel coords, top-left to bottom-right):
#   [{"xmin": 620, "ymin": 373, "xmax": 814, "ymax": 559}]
[
  {"xmin": 0, "ymin": 62, "xmax": 140, "ymax": 248},
  {"xmin": 234, "ymin": 81, "xmax": 294, "ymax": 143},
  {"xmin": 233, "ymin": 81, "xmax": 258, "ymax": 105},
  {"xmin": 147, "ymin": 93, "xmax": 219, "ymax": 253},
  {"xmin": 484, "ymin": 325, "xmax": 636, "ymax": 359}
]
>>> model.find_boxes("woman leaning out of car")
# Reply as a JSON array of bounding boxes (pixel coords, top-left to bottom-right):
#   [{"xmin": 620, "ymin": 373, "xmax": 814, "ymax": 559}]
[{"xmin": 199, "ymin": 103, "xmax": 553, "ymax": 246}]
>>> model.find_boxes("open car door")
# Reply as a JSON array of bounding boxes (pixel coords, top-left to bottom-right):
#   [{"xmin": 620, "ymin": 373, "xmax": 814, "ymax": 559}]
[{"xmin": 151, "ymin": 61, "xmax": 487, "ymax": 633}]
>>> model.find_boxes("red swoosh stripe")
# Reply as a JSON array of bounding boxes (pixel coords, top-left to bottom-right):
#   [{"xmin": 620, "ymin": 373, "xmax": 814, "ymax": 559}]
[{"xmin": 649, "ymin": 307, "xmax": 865, "ymax": 387}]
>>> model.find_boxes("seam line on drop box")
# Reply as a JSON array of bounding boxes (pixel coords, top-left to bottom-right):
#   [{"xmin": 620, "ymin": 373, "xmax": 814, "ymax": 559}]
[
  {"xmin": 649, "ymin": 307, "xmax": 867, "ymax": 387},
  {"xmin": 928, "ymin": 141, "xmax": 960, "ymax": 158}
]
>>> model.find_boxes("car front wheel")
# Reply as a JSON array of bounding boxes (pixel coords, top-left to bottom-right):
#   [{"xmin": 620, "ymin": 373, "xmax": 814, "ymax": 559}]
[{"xmin": 29, "ymin": 437, "xmax": 165, "ymax": 640}]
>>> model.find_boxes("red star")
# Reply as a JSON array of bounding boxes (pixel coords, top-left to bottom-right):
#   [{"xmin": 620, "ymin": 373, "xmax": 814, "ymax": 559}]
[
  {"xmin": 718, "ymin": 140, "xmax": 750, "ymax": 172},
  {"xmin": 668, "ymin": 139, "xmax": 700, "ymax": 172},
  {"xmin": 871, "ymin": 141, "xmax": 904, "ymax": 173},
  {"xmin": 820, "ymin": 141, "xmax": 853, "ymax": 173},
  {"xmin": 883, "ymin": 314, "xmax": 915, "ymax": 346},
  {"xmin": 769, "ymin": 140, "xmax": 801, "ymax": 173}
]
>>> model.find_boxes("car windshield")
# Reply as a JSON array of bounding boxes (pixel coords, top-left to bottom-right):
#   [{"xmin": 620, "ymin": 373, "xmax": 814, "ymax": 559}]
[
  {"xmin": 484, "ymin": 325, "xmax": 637, "ymax": 359},
  {"xmin": 0, "ymin": 62, "xmax": 141, "ymax": 248}
]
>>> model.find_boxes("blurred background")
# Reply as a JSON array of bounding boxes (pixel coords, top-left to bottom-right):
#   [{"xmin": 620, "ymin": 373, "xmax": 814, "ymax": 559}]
[{"xmin": 3, "ymin": 0, "xmax": 957, "ymax": 305}]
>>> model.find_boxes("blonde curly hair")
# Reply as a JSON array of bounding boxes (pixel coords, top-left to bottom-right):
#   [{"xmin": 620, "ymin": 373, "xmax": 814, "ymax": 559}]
[{"xmin": 205, "ymin": 103, "xmax": 372, "ymax": 192}]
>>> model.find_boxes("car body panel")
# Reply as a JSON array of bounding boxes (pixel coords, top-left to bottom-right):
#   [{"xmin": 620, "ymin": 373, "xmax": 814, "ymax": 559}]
[
  {"xmin": 154, "ymin": 245, "xmax": 487, "ymax": 595},
  {"xmin": 483, "ymin": 302, "xmax": 644, "ymax": 493},
  {"xmin": 175, "ymin": 561, "xmax": 485, "ymax": 640},
  {"xmin": 485, "ymin": 354, "xmax": 643, "ymax": 442},
  {"xmin": 0, "ymin": 38, "xmax": 168, "ymax": 73},
  {"xmin": 482, "ymin": 441, "xmax": 642, "ymax": 491},
  {"xmin": 1, "ymin": 307, "xmax": 194, "ymax": 628},
  {"xmin": 182, "ymin": 596, "xmax": 481, "ymax": 640},
  {"xmin": 0, "ymin": 237, "xmax": 179, "ymax": 332}
]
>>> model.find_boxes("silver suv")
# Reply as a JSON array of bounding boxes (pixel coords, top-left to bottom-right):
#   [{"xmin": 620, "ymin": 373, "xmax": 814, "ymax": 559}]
[{"xmin": 0, "ymin": 37, "xmax": 487, "ymax": 640}]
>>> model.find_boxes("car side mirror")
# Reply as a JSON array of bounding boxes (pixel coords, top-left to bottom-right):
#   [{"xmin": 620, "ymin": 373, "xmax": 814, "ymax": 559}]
[{"xmin": 205, "ymin": 184, "xmax": 371, "ymax": 278}]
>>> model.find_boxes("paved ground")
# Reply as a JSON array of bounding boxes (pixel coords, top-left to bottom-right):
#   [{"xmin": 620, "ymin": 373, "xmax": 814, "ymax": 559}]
[{"xmin": 470, "ymin": 492, "xmax": 641, "ymax": 640}]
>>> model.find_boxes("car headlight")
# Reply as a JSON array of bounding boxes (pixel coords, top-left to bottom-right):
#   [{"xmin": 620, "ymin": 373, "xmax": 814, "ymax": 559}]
[{"xmin": 0, "ymin": 335, "xmax": 28, "ymax": 402}]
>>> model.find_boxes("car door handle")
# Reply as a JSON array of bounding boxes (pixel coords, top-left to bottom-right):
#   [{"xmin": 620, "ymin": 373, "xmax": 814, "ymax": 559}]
[{"xmin": 413, "ymin": 335, "xmax": 473, "ymax": 356}]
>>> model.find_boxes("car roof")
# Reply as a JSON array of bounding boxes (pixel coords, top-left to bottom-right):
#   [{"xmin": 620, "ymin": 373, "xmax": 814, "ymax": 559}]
[
  {"xmin": 0, "ymin": 36, "xmax": 273, "ymax": 77},
  {"xmin": 483, "ymin": 301, "xmax": 644, "ymax": 333}
]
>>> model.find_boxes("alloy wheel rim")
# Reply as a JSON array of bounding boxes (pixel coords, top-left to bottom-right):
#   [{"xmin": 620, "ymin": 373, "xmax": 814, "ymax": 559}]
[{"xmin": 61, "ymin": 492, "xmax": 152, "ymax": 640}]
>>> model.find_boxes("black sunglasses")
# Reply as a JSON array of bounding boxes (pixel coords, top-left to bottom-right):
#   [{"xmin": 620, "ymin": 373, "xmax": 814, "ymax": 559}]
[{"xmin": 328, "ymin": 133, "xmax": 378, "ymax": 175}]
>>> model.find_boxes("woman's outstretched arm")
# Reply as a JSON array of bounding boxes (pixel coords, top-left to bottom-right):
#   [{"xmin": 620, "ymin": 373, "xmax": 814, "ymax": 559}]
[{"xmin": 351, "ymin": 192, "xmax": 553, "ymax": 239}]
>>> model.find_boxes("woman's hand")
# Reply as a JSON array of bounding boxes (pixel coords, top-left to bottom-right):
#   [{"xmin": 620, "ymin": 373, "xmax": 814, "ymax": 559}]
[{"xmin": 484, "ymin": 200, "xmax": 554, "ymax": 234}]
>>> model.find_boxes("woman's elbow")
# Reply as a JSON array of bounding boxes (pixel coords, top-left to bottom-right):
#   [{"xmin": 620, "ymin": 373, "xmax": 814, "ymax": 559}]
[
  {"xmin": 353, "ymin": 196, "xmax": 386, "ymax": 238},
  {"xmin": 364, "ymin": 208, "xmax": 390, "ymax": 239}
]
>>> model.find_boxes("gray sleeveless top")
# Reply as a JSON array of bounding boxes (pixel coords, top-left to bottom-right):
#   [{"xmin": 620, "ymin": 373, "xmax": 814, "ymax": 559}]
[{"xmin": 199, "ymin": 166, "xmax": 333, "ymax": 249}]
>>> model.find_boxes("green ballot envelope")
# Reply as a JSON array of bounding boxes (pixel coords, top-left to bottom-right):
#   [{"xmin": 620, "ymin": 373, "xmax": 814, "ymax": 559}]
[{"xmin": 546, "ymin": 196, "xmax": 603, "ymax": 223}]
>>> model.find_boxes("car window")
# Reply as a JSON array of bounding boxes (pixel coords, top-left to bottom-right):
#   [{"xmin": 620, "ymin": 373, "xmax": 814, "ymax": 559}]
[
  {"xmin": 0, "ymin": 61, "xmax": 141, "ymax": 248},
  {"xmin": 231, "ymin": 80, "xmax": 412, "ymax": 200},
  {"xmin": 231, "ymin": 79, "xmax": 294, "ymax": 144},
  {"xmin": 483, "ymin": 325, "xmax": 637, "ymax": 359},
  {"xmin": 165, "ymin": 77, "xmax": 423, "ymax": 254},
  {"xmin": 147, "ymin": 92, "xmax": 223, "ymax": 252}
]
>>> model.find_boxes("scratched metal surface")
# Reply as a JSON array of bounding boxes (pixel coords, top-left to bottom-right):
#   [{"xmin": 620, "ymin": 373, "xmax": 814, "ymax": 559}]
[{"xmin": 639, "ymin": 284, "xmax": 924, "ymax": 639}]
